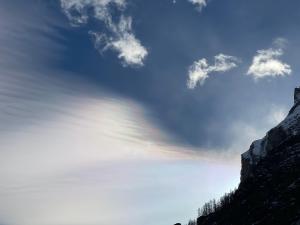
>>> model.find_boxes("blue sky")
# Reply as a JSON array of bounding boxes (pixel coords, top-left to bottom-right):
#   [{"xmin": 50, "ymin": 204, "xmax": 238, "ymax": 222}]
[{"xmin": 0, "ymin": 0, "xmax": 299, "ymax": 225}]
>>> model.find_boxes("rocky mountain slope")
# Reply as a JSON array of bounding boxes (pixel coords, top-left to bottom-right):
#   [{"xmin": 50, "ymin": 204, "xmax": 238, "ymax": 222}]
[{"xmin": 196, "ymin": 88, "xmax": 300, "ymax": 225}]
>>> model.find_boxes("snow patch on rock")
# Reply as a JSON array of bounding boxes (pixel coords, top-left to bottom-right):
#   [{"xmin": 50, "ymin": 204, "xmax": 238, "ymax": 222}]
[{"xmin": 242, "ymin": 139, "xmax": 266, "ymax": 164}]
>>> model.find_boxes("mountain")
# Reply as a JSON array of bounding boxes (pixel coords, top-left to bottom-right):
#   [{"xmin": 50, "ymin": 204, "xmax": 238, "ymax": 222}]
[{"xmin": 196, "ymin": 88, "xmax": 300, "ymax": 225}]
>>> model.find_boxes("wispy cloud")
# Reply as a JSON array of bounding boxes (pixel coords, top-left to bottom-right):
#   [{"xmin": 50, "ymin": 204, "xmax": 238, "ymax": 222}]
[
  {"xmin": 60, "ymin": 0, "xmax": 148, "ymax": 67},
  {"xmin": 60, "ymin": 0, "xmax": 126, "ymax": 26},
  {"xmin": 247, "ymin": 38, "xmax": 292, "ymax": 79},
  {"xmin": 267, "ymin": 104, "xmax": 287, "ymax": 125},
  {"xmin": 187, "ymin": 54, "xmax": 239, "ymax": 89},
  {"xmin": 89, "ymin": 16, "xmax": 148, "ymax": 67},
  {"xmin": 187, "ymin": 0, "xmax": 207, "ymax": 11}
]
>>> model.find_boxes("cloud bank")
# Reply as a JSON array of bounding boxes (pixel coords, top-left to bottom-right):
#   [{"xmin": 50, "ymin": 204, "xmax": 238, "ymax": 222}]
[
  {"xmin": 187, "ymin": 54, "xmax": 239, "ymax": 89},
  {"xmin": 247, "ymin": 39, "xmax": 292, "ymax": 79},
  {"xmin": 60, "ymin": 0, "xmax": 148, "ymax": 66}
]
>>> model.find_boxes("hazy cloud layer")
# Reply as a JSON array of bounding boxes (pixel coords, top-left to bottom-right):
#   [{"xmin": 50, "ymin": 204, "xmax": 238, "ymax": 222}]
[
  {"xmin": 247, "ymin": 39, "xmax": 292, "ymax": 79},
  {"xmin": 187, "ymin": 54, "xmax": 239, "ymax": 88},
  {"xmin": 60, "ymin": 0, "xmax": 148, "ymax": 66}
]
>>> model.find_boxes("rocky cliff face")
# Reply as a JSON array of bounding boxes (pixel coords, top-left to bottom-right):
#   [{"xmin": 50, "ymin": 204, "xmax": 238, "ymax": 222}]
[
  {"xmin": 196, "ymin": 88, "xmax": 300, "ymax": 225},
  {"xmin": 241, "ymin": 87, "xmax": 300, "ymax": 181}
]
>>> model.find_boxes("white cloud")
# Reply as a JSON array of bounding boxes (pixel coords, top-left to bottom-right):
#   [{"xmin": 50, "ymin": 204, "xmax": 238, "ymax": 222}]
[
  {"xmin": 90, "ymin": 16, "xmax": 148, "ymax": 66},
  {"xmin": 187, "ymin": 54, "xmax": 239, "ymax": 89},
  {"xmin": 212, "ymin": 54, "xmax": 239, "ymax": 72},
  {"xmin": 60, "ymin": 0, "xmax": 126, "ymax": 25},
  {"xmin": 247, "ymin": 39, "xmax": 292, "ymax": 79},
  {"xmin": 60, "ymin": 0, "xmax": 148, "ymax": 67},
  {"xmin": 110, "ymin": 34, "xmax": 148, "ymax": 66},
  {"xmin": 188, "ymin": 0, "xmax": 207, "ymax": 10}
]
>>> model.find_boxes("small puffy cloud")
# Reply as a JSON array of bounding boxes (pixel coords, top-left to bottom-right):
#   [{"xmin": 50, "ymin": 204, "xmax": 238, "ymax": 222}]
[
  {"xmin": 187, "ymin": 54, "xmax": 239, "ymax": 89},
  {"xmin": 247, "ymin": 39, "xmax": 291, "ymax": 79},
  {"xmin": 60, "ymin": 0, "xmax": 148, "ymax": 67},
  {"xmin": 187, "ymin": 0, "xmax": 207, "ymax": 11},
  {"xmin": 110, "ymin": 34, "xmax": 148, "ymax": 66},
  {"xmin": 90, "ymin": 16, "xmax": 147, "ymax": 66}
]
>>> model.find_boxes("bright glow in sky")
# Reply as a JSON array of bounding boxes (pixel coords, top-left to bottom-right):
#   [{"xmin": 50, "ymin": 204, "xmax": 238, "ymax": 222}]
[{"xmin": 0, "ymin": 87, "xmax": 240, "ymax": 225}]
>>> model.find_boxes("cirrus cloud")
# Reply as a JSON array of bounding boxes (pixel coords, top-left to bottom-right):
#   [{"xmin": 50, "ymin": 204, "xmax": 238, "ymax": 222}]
[
  {"xmin": 187, "ymin": 54, "xmax": 239, "ymax": 89},
  {"xmin": 60, "ymin": 0, "xmax": 148, "ymax": 67}
]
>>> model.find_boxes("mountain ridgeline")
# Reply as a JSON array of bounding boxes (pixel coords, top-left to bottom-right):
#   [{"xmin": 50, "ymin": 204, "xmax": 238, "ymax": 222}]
[{"xmin": 185, "ymin": 88, "xmax": 300, "ymax": 225}]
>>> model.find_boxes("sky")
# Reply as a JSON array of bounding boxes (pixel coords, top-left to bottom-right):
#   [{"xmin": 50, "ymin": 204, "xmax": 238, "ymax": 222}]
[{"xmin": 0, "ymin": 0, "xmax": 299, "ymax": 225}]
